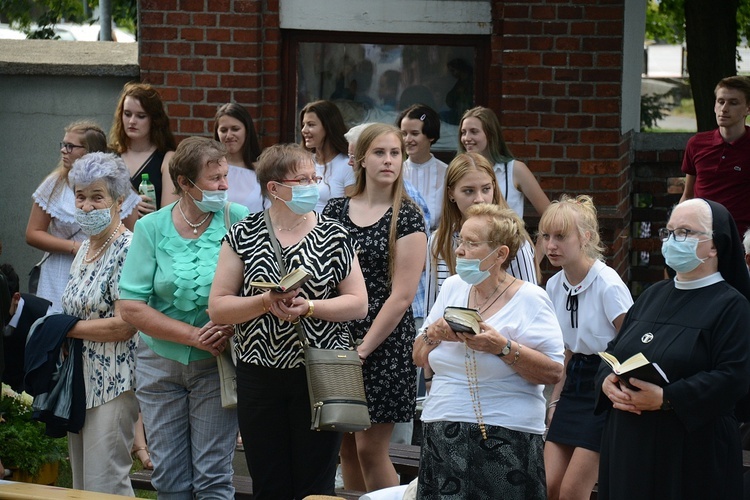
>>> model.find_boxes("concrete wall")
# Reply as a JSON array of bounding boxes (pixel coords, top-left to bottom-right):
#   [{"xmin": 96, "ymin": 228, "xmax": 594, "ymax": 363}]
[{"xmin": 0, "ymin": 39, "xmax": 138, "ymax": 291}]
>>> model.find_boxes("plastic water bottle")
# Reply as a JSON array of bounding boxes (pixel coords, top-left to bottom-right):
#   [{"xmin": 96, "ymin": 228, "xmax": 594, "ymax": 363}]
[{"xmin": 138, "ymin": 173, "xmax": 157, "ymax": 210}]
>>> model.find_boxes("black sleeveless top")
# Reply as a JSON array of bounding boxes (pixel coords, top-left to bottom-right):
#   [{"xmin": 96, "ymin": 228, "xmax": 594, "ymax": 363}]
[{"xmin": 129, "ymin": 150, "xmax": 167, "ymax": 209}]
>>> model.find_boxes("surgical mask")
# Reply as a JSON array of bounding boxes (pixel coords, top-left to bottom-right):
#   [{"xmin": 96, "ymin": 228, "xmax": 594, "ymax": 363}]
[
  {"xmin": 188, "ymin": 179, "xmax": 227, "ymax": 213},
  {"xmin": 455, "ymin": 248, "xmax": 499, "ymax": 285},
  {"xmin": 662, "ymin": 236, "xmax": 707, "ymax": 273},
  {"xmin": 276, "ymin": 183, "xmax": 320, "ymax": 215},
  {"xmin": 75, "ymin": 204, "xmax": 113, "ymax": 236}
]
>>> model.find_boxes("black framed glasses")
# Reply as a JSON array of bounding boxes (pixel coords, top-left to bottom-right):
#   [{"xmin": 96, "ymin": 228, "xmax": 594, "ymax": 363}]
[
  {"xmin": 453, "ymin": 236, "xmax": 495, "ymax": 249},
  {"xmin": 276, "ymin": 176, "xmax": 323, "ymax": 186},
  {"xmin": 60, "ymin": 142, "xmax": 86, "ymax": 154},
  {"xmin": 658, "ymin": 227, "xmax": 711, "ymax": 242}
]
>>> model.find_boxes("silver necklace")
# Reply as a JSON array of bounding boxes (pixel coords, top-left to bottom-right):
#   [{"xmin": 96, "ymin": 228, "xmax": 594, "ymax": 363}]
[
  {"xmin": 84, "ymin": 223, "xmax": 122, "ymax": 263},
  {"xmin": 178, "ymin": 200, "xmax": 211, "ymax": 234},
  {"xmin": 275, "ymin": 216, "xmax": 307, "ymax": 232},
  {"xmin": 473, "ymin": 273, "xmax": 506, "ymax": 311}
]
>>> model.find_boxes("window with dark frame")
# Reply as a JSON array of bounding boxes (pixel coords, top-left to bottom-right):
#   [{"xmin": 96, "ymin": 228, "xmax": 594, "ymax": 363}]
[{"xmin": 281, "ymin": 30, "xmax": 489, "ymax": 153}]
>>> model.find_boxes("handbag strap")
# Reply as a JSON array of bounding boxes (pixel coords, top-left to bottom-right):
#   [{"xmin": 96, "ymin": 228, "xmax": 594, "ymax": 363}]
[
  {"xmin": 223, "ymin": 202, "xmax": 233, "ymax": 232},
  {"xmin": 262, "ymin": 209, "xmax": 355, "ymax": 350},
  {"xmin": 262, "ymin": 209, "xmax": 310, "ymax": 349}
]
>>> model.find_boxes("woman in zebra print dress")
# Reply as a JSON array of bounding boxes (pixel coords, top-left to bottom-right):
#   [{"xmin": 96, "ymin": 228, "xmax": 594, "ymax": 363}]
[{"xmin": 209, "ymin": 143, "xmax": 368, "ymax": 500}]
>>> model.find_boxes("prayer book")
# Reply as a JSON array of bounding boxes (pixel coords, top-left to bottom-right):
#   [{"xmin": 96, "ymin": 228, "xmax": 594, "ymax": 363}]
[
  {"xmin": 598, "ymin": 351, "xmax": 669, "ymax": 390},
  {"xmin": 443, "ymin": 306, "xmax": 482, "ymax": 335},
  {"xmin": 249, "ymin": 268, "xmax": 311, "ymax": 292}
]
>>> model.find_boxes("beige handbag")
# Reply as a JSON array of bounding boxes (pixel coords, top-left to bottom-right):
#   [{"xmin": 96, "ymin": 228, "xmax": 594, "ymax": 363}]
[{"xmin": 216, "ymin": 203, "xmax": 237, "ymax": 409}]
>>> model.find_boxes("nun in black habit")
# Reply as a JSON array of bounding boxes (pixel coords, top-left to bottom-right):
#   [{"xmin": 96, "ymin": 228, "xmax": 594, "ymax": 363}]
[{"xmin": 594, "ymin": 198, "xmax": 750, "ymax": 500}]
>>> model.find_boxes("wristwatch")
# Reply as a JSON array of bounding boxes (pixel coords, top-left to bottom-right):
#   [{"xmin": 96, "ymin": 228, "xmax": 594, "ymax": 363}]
[
  {"xmin": 660, "ymin": 397, "xmax": 673, "ymax": 411},
  {"xmin": 497, "ymin": 339, "xmax": 512, "ymax": 357}
]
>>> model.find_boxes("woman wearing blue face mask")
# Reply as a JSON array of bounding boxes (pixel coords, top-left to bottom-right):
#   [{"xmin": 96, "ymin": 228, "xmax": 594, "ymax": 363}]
[
  {"xmin": 595, "ymin": 198, "xmax": 750, "ymax": 500},
  {"xmin": 413, "ymin": 203, "xmax": 564, "ymax": 499},
  {"xmin": 208, "ymin": 143, "xmax": 368, "ymax": 499},
  {"xmin": 62, "ymin": 152, "xmax": 139, "ymax": 495},
  {"xmin": 119, "ymin": 137, "xmax": 249, "ymax": 499}
]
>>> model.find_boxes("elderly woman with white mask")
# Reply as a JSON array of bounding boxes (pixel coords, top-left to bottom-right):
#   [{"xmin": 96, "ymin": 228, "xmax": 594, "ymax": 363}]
[{"xmin": 596, "ymin": 198, "xmax": 750, "ymax": 500}]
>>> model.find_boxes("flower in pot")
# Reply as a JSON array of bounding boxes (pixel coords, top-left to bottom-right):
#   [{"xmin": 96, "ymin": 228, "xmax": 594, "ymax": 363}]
[{"xmin": 0, "ymin": 383, "xmax": 68, "ymax": 482}]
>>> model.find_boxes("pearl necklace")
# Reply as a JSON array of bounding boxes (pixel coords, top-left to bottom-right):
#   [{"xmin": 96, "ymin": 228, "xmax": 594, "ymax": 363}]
[
  {"xmin": 83, "ymin": 223, "xmax": 122, "ymax": 263},
  {"xmin": 275, "ymin": 216, "xmax": 307, "ymax": 232},
  {"xmin": 464, "ymin": 344, "xmax": 487, "ymax": 440},
  {"xmin": 178, "ymin": 200, "xmax": 211, "ymax": 234}
]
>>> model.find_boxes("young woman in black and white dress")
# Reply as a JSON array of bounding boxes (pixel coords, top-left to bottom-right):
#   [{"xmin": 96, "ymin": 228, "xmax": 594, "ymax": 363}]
[{"xmin": 539, "ymin": 195, "xmax": 633, "ymax": 500}]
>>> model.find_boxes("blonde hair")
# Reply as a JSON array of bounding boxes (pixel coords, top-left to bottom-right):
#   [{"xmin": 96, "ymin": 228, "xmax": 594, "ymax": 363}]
[
  {"xmin": 464, "ymin": 204, "xmax": 525, "ymax": 270},
  {"xmin": 350, "ymin": 123, "xmax": 413, "ymax": 280},
  {"xmin": 432, "ymin": 152, "xmax": 505, "ymax": 274},
  {"xmin": 538, "ymin": 194, "xmax": 605, "ymax": 261},
  {"xmin": 48, "ymin": 121, "xmax": 108, "ymax": 198}
]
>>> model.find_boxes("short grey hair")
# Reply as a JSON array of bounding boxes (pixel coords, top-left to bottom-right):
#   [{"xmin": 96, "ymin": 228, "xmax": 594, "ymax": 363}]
[
  {"xmin": 744, "ymin": 229, "xmax": 750, "ymax": 255},
  {"xmin": 344, "ymin": 122, "xmax": 378, "ymax": 146},
  {"xmin": 69, "ymin": 152, "xmax": 132, "ymax": 201}
]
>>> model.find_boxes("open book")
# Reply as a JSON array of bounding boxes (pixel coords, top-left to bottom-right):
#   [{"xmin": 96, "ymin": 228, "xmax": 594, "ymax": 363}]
[
  {"xmin": 249, "ymin": 268, "xmax": 311, "ymax": 292},
  {"xmin": 443, "ymin": 306, "xmax": 482, "ymax": 335},
  {"xmin": 598, "ymin": 351, "xmax": 669, "ymax": 390}
]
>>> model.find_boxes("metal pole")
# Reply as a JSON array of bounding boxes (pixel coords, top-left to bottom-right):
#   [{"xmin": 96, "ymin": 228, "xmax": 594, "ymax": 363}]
[{"xmin": 100, "ymin": 0, "xmax": 112, "ymax": 41}]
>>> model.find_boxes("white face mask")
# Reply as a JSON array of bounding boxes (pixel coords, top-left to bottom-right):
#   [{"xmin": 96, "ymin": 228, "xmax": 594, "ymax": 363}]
[
  {"xmin": 188, "ymin": 179, "xmax": 228, "ymax": 213},
  {"xmin": 74, "ymin": 204, "xmax": 114, "ymax": 236}
]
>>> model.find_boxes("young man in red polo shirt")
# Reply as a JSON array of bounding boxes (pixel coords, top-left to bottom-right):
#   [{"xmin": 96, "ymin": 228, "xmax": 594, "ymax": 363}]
[{"xmin": 681, "ymin": 76, "xmax": 750, "ymax": 235}]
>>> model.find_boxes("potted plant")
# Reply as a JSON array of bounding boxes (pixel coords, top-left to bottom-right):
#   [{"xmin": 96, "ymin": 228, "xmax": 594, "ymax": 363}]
[{"xmin": 0, "ymin": 383, "xmax": 68, "ymax": 484}]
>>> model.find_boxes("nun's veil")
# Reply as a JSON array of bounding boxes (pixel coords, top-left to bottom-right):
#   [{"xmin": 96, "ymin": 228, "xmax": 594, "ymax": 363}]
[{"xmin": 704, "ymin": 199, "xmax": 750, "ymax": 303}]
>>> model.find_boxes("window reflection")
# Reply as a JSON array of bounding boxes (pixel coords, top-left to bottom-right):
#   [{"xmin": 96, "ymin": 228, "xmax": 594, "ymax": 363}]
[{"xmin": 296, "ymin": 42, "xmax": 477, "ymax": 151}]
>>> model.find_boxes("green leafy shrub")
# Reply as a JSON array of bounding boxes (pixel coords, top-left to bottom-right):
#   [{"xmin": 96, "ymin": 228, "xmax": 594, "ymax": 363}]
[{"xmin": 0, "ymin": 384, "xmax": 68, "ymax": 476}]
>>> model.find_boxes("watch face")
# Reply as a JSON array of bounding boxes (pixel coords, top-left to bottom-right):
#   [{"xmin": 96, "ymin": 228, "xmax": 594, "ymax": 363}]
[{"xmin": 502, "ymin": 346, "xmax": 510, "ymax": 355}]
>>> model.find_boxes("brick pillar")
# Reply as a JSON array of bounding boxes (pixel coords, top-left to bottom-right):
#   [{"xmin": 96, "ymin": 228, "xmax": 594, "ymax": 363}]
[{"xmin": 492, "ymin": 1, "xmax": 632, "ymax": 280}]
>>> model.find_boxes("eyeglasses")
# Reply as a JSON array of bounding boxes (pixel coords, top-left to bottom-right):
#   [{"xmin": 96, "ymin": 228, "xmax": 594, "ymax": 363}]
[
  {"xmin": 60, "ymin": 142, "xmax": 86, "ymax": 154},
  {"xmin": 453, "ymin": 236, "xmax": 495, "ymax": 249},
  {"xmin": 277, "ymin": 176, "xmax": 323, "ymax": 186},
  {"xmin": 658, "ymin": 227, "xmax": 711, "ymax": 242}
]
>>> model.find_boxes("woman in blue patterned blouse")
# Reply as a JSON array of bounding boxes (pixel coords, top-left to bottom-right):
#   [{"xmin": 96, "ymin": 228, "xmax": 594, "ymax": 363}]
[
  {"xmin": 120, "ymin": 137, "xmax": 249, "ymax": 499},
  {"xmin": 62, "ymin": 152, "xmax": 139, "ymax": 495}
]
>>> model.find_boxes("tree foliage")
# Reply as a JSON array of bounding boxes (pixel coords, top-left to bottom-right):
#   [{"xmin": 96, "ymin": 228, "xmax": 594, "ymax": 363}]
[
  {"xmin": 645, "ymin": 0, "xmax": 747, "ymax": 131},
  {"xmin": 0, "ymin": 0, "xmax": 137, "ymax": 39}
]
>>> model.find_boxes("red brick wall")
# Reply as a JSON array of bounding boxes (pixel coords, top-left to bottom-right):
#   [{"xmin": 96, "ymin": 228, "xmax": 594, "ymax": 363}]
[
  {"xmin": 493, "ymin": 1, "xmax": 632, "ymax": 278},
  {"xmin": 139, "ymin": 0, "xmax": 280, "ymax": 145},
  {"xmin": 138, "ymin": 0, "xmax": 632, "ymax": 279}
]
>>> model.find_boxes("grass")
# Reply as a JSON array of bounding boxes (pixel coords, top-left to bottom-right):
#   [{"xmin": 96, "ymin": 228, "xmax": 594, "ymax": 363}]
[{"xmin": 671, "ymin": 97, "xmax": 695, "ymax": 116}]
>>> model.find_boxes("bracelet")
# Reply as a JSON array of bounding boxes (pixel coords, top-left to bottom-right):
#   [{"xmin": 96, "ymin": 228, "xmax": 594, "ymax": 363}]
[
  {"xmin": 260, "ymin": 293, "xmax": 269, "ymax": 312},
  {"xmin": 303, "ymin": 300, "xmax": 315, "ymax": 318},
  {"xmin": 421, "ymin": 331, "xmax": 441, "ymax": 346},
  {"xmin": 547, "ymin": 398, "xmax": 560, "ymax": 410},
  {"xmin": 71, "ymin": 241, "xmax": 77, "ymax": 255},
  {"xmin": 509, "ymin": 342, "xmax": 522, "ymax": 367}
]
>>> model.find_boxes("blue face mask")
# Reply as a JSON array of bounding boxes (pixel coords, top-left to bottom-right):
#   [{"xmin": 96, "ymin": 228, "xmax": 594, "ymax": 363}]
[
  {"xmin": 74, "ymin": 204, "xmax": 114, "ymax": 236},
  {"xmin": 455, "ymin": 248, "xmax": 499, "ymax": 285},
  {"xmin": 662, "ymin": 236, "xmax": 707, "ymax": 273},
  {"xmin": 275, "ymin": 183, "xmax": 320, "ymax": 215},
  {"xmin": 188, "ymin": 179, "xmax": 227, "ymax": 213}
]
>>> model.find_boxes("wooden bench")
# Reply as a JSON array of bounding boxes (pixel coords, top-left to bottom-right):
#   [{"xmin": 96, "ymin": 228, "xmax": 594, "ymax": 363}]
[
  {"xmin": 130, "ymin": 470, "xmax": 364, "ymax": 499},
  {"xmin": 0, "ymin": 480, "xmax": 132, "ymax": 499},
  {"xmin": 129, "ymin": 443, "xmax": 421, "ymax": 498},
  {"xmin": 388, "ymin": 443, "xmax": 421, "ymax": 484}
]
